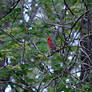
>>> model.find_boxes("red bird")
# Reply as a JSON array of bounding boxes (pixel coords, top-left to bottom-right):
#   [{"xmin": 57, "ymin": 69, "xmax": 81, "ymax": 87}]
[{"xmin": 47, "ymin": 36, "xmax": 56, "ymax": 50}]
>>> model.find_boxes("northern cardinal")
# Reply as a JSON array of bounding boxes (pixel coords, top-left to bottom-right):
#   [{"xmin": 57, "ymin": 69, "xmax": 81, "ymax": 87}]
[{"xmin": 47, "ymin": 36, "xmax": 56, "ymax": 51}]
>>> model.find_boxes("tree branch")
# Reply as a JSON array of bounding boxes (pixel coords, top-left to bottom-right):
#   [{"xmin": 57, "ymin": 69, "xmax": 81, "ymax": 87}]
[{"xmin": 0, "ymin": 0, "xmax": 20, "ymax": 21}]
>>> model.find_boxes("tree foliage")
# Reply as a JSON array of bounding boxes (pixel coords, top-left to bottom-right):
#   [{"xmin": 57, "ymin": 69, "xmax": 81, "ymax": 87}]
[{"xmin": 0, "ymin": 0, "xmax": 92, "ymax": 92}]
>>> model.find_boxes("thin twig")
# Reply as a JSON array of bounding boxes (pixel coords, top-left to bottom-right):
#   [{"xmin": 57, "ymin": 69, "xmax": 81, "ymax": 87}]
[
  {"xmin": 64, "ymin": 0, "xmax": 74, "ymax": 16},
  {"xmin": 71, "ymin": 8, "xmax": 92, "ymax": 30},
  {"xmin": 0, "ymin": 0, "xmax": 20, "ymax": 21},
  {"xmin": 83, "ymin": 0, "xmax": 88, "ymax": 10},
  {"xmin": 0, "ymin": 28, "xmax": 23, "ymax": 47}
]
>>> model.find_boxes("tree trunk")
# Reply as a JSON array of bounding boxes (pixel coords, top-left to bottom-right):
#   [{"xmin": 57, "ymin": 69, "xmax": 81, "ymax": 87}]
[{"xmin": 80, "ymin": 1, "xmax": 92, "ymax": 84}]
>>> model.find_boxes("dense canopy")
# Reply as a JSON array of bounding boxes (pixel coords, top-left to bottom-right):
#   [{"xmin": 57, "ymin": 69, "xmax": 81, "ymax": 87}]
[{"xmin": 0, "ymin": 0, "xmax": 92, "ymax": 92}]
